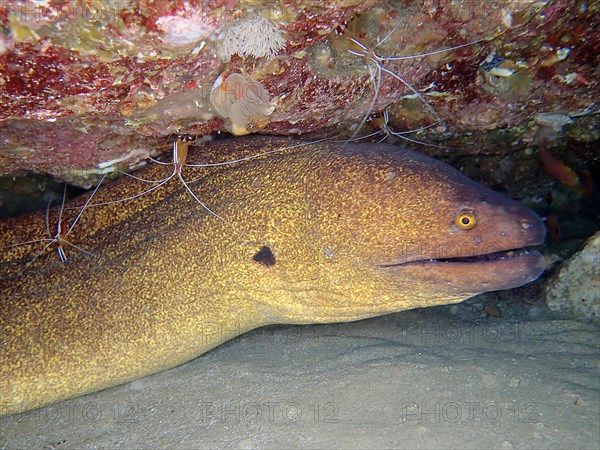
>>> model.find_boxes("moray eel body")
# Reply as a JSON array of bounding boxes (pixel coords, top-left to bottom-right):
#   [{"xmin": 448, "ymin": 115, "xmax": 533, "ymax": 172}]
[{"xmin": 0, "ymin": 137, "xmax": 545, "ymax": 415}]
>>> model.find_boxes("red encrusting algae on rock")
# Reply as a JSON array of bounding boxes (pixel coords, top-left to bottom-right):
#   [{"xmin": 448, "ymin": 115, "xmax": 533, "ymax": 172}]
[{"xmin": 0, "ymin": 0, "xmax": 597, "ymax": 187}]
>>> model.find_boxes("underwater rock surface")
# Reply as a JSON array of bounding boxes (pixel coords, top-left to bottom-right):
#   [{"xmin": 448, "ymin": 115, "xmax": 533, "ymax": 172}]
[
  {"xmin": 545, "ymin": 231, "xmax": 600, "ymax": 324},
  {"xmin": 0, "ymin": 0, "xmax": 598, "ymax": 185}
]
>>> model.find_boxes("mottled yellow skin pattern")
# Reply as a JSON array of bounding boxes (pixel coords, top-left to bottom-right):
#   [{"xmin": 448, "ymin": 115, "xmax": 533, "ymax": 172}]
[{"xmin": 0, "ymin": 137, "xmax": 545, "ymax": 415}]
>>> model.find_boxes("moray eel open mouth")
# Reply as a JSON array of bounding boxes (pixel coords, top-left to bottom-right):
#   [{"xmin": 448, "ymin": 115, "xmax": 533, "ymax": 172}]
[
  {"xmin": 383, "ymin": 248, "xmax": 544, "ymax": 266},
  {"xmin": 380, "ymin": 246, "xmax": 546, "ymax": 294},
  {"xmin": 432, "ymin": 248, "xmax": 543, "ymax": 264}
]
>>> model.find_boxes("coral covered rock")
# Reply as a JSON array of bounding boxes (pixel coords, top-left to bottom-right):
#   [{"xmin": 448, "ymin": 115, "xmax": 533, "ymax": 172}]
[
  {"xmin": 545, "ymin": 231, "xmax": 600, "ymax": 324},
  {"xmin": 0, "ymin": 0, "xmax": 598, "ymax": 187}
]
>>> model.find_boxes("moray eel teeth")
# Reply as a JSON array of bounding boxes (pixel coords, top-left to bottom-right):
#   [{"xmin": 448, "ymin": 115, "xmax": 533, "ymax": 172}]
[
  {"xmin": 429, "ymin": 248, "xmax": 543, "ymax": 264},
  {"xmin": 383, "ymin": 248, "xmax": 544, "ymax": 265},
  {"xmin": 380, "ymin": 248, "xmax": 546, "ymax": 292}
]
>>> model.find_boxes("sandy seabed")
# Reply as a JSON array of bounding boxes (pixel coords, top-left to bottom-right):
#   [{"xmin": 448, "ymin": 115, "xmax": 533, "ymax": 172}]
[{"xmin": 1, "ymin": 307, "xmax": 598, "ymax": 449}]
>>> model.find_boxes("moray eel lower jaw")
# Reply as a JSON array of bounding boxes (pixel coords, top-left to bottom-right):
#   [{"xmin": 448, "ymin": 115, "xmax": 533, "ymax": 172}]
[{"xmin": 380, "ymin": 249, "xmax": 546, "ymax": 294}]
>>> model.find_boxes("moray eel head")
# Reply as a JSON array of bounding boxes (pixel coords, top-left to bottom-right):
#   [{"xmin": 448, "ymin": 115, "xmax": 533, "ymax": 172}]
[{"xmin": 270, "ymin": 142, "xmax": 546, "ymax": 322}]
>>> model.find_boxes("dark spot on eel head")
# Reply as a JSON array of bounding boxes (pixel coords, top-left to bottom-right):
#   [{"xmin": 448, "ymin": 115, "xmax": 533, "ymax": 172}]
[{"xmin": 253, "ymin": 246, "xmax": 276, "ymax": 267}]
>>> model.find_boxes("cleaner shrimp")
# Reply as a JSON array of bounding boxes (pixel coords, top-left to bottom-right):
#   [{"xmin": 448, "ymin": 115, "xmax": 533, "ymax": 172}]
[
  {"xmin": 97, "ymin": 136, "xmax": 232, "ymax": 225},
  {"xmin": 335, "ymin": 18, "xmax": 485, "ymax": 145},
  {"xmin": 346, "ymin": 109, "xmax": 451, "ymax": 149},
  {"xmin": 86, "ymin": 136, "xmax": 334, "ymax": 223},
  {"xmin": 5, "ymin": 175, "xmax": 106, "ymax": 270}
]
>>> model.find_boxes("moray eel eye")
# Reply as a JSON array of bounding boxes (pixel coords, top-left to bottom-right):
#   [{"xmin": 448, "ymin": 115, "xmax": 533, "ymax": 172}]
[{"xmin": 455, "ymin": 211, "xmax": 477, "ymax": 229}]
